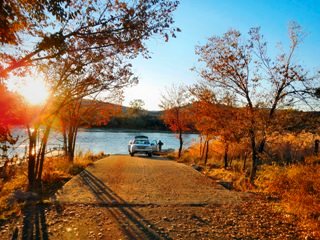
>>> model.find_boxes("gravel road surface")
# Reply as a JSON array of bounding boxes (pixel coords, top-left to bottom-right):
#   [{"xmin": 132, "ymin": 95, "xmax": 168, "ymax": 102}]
[{"xmin": 2, "ymin": 155, "xmax": 311, "ymax": 239}]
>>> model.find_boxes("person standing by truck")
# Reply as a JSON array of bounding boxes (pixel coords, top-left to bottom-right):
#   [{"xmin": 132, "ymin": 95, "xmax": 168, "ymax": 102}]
[{"xmin": 158, "ymin": 140, "xmax": 164, "ymax": 152}]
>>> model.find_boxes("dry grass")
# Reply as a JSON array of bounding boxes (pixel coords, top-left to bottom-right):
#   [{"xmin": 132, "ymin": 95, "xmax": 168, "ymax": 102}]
[
  {"xmin": 42, "ymin": 157, "xmax": 71, "ymax": 181},
  {"xmin": 181, "ymin": 136, "xmax": 320, "ymax": 235},
  {"xmin": 206, "ymin": 166, "xmax": 254, "ymax": 192},
  {"xmin": 266, "ymin": 132, "xmax": 317, "ymax": 164},
  {"xmin": 0, "ymin": 150, "xmax": 107, "ymax": 220},
  {"xmin": 69, "ymin": 150, "xmax": 106, "ymax": 175},
  {"xmin": 256, "ymin": 163, "xmax": 320, "ymax": 218},
  {"xmin": 255, "ymin": 161, "xmax": 320, "ymax": 235},
  {"xmin": 0, "ymin": 170, "xmax": 27, "ymax": 219},
  {"xmin": 43, "ymin": 150, "xmax": 106, "ymax": 179}
]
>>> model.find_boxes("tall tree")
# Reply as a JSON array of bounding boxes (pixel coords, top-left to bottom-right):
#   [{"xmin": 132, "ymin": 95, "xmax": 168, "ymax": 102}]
[
  {"xmin": 2, "ymin": 0, "xmax": 181, "ymax": 191},
  {"xmin": 190, "ymin": 85, "xmax": 245, "ymax": 167},
  {"xmin": 195, "ymin": 23, "xmax": 313, "ymax": 182},
  {"xmin": 58, "ymin": 97, "xmax": 121, "ymax": 162},
  {"xmin": 24, "ymin": 44, "xmax": 138, "ymax": 190},
  {"xmin": 160, "ymin": 85, "xmax": 192, "ymax": 158}
]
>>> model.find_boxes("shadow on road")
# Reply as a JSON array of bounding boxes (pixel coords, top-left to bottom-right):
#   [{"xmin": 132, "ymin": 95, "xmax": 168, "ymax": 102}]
[
  {"xmin": 80, "ymin": 169, "xmax": 171, "ymax": 240},
  {"xmin": 11, "ymin": 203, "xmax": 49, "ymax": 240}
]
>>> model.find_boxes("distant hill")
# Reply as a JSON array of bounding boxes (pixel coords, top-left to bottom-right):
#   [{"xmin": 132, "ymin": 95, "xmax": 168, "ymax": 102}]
[
  {"xmin": 81, "ymin": 99, "xmax": 320, "ymax": 133},
  {"xmin": 81, "ymin": 99, "xmax": 168, "ymax": 130}
]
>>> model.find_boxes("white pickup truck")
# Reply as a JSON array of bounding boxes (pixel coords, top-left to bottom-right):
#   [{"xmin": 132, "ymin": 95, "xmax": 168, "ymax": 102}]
[{"xmin": 128, "ymin": 136, "xmax": 157, "ymax": 157}]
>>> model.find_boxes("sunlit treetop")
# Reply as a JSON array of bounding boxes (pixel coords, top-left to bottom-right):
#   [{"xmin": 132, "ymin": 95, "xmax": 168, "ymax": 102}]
[
  {"xmin": 0, "ymin": 0, "xmax": 180, "ymax": 78},
  {"xmin": 0, "ymin": 0, "xmax": 68, "ymax": 45}
]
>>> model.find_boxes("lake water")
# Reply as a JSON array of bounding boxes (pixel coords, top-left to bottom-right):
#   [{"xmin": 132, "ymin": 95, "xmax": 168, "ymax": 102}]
[
  {"xmin": 5, "ymin": 128, "xmax": 199, "ymax": 156},
  {"xmin": 75, "ymin": 129, "xmax": 198, "ymax": 154}
]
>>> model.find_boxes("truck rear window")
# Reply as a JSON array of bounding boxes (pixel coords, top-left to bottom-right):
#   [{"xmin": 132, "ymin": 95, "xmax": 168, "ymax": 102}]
[{"xmin": 134, "ymin": 140, "xmax": 150, "ymax": 144}]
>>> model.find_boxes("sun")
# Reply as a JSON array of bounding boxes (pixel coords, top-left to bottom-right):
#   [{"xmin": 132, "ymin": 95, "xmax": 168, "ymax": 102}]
[{"xmin": 19, "ymin": 78, "xmax": 50, "ymax": 105}]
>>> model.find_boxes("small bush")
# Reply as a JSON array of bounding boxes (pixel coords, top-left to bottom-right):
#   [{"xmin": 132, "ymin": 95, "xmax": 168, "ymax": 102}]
[
  {"xmin": 304, "ymin": 155, "xmax": 320, "ymax": 165},
  {"xmin": 178, "ymin": 151, "xmax": 194, "ymax": 163},
  {"xmin": 166, "ymin": 152, "xmax": 177, "ymax": 160},
  {"xmin": 68, "ymin": 164, "xmax": 86, "ymax": 175},
  {"xmin": 230, "ymin": 160, "xmax": 244, "ymax": 173},
  {"xmin": 207, "ymin": 168, "xmax": 236, "ymax": 181},
  {"xmin": 74, "ymin": 150, "xmax": 106, "ymax": 165},
  {"xmin": 206, "ymin": 162, "xmax": 222, "ymax": 169},
  {"xmin": 42, "ymin": 169, "xmax": 70, "ymax": 183}
]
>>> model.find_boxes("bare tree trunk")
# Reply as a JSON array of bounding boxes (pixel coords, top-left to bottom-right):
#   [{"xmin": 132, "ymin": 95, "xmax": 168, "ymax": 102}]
[
  {"xmin": 27, "ymin": 120, "xmax": 54, "ymax": 192},
  {"xmin": 201, "ymin": 136, "xmax": 208, "ymax": 161},
  {"xmin": 27, "ymin": 127, "xmax": 37, "ymax": 191},
  {"xmin": 178, "ymin": 129, "xmax": 183, "ymax": 158},
  {"xmin": 204, "ymin": 140, "xmax": 210, "ymax": 166},
  {"xmin": 67, "ymin": 127, "xmax": 74, "ymax": 162},
  {"xmin": 315, "ymin": 139, "xmax": 319, "ymax": 156},
  {"xmin": 258, "ymin": 138, "xmax": 266, "ymax": 154},
  {"xmin": 71, "ymin": 127, "xmax": 78, "ymax": 161},
  {"xmin": 62, "ymin": 100, "xmax": 82, "ymax": 163},
  {"xmin": 199, "ymin": 135, "xmax": 203, "ymax": 159},
  {"xmin": 243, "ymin": 152, "xmax": 248, "ymax": 172},
  {"xmin": 36, "ymin": 124, "xmax": 52, "ymax": 188},
  {"xmin": 249, "ymin": 129, "xmax": 258, "ymax": 183},
  {"xmin": 65, "ymin": 125, "xmax": 79, "ymax": 163},
  {"xmin": 62, "ymin": 127, "xmax": 67, "ymax": 156},
  {"xmin": 224, "ymin": 142, "xmax": 229, "ymax": 169}
]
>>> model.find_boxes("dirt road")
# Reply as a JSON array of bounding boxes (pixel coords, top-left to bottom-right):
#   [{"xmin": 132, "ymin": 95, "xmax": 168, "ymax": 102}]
[
  {"xmin": 3, "ymin": 155, "xmax": 309, "ymax": 239},
  {"xmin": 57, "ymin": 155, "xmax": 242, "ymax": 206}
]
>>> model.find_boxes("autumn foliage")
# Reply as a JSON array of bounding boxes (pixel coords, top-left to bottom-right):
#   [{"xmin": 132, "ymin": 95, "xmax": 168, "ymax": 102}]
[
  {"xmin": 58, "ymin": 99, "xmax": 121, "ymax": 162},
  {"xmin": 160, "ymin": 85, "xmax": 193, "ymax": 158},
  {"xmin": 0, "ymin": 85, "xmax": 25, "ymax": 134},
  {"xmin": 193, "ymin": 23, "xmax": 317, "ymax": 182}
]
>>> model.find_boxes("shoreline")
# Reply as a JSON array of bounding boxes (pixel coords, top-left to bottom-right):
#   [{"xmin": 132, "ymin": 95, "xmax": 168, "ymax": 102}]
[{"xmin": 78, "ymin": 127, "xmax": 198, "ymax": 134}]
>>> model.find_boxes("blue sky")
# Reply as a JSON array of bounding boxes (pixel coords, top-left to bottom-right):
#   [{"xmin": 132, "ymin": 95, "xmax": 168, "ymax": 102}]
[{"xmin": 124, "ymin": 0, "xmax": 320, "ymax": 110}]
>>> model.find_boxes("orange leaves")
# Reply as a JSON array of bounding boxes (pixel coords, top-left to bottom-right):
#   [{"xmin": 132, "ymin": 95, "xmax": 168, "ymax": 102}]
[
  {"xmin": 58, "ymin": 99, "xmax": 122, "ymax": 129},
  {"xmin": 162, "ymin": 107, "xmax": 192, "ymax": 133},
  {"xmin": 0, "ymin": 85, "xmax": 27, "ymax": 127},
  {"xmin": 256, "ymin": 164, "xmax": 320, "ymax": 231},
  {"xmin": 160, "ymin": 85, "xmax": 193, "ymax": 134},
  {"xmin": 191, "ymin": 98, "xmax": 244, "ymax": 142}
]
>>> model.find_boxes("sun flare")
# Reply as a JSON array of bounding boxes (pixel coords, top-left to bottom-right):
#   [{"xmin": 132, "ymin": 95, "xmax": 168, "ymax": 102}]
[{"xmin": 19, "ymin": 78, "xmax": 49, "ymax": 105}]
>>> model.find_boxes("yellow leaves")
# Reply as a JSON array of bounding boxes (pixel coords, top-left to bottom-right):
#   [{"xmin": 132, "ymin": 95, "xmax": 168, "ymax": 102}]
[
  {"xmin": 256, "ymin": 164, "xmax": 320, "ymax": 222},
  {"xmin": 267, "ymin": 132, "xmax": 318, "ymax": 163}
]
